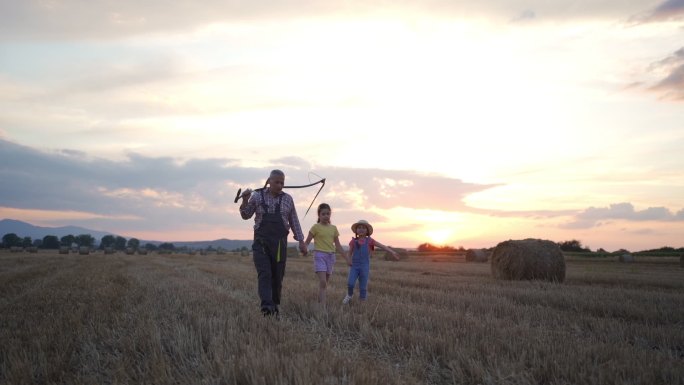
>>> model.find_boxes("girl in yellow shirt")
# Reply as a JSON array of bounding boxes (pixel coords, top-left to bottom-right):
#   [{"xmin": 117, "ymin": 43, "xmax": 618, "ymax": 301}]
[{"xmin": 304, "ymin": 203, "xmax": 346, "ymax": 305}]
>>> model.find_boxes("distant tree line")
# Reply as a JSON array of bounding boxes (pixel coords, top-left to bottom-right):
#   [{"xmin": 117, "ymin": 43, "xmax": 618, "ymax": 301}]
[
  {"xmin": 4, "ymin": 232, "xmax": 682, "ymax": 254},
  {"xmin": 639, "ymin": 246, "xmax": 684, "ymax": 252},
  {"xmin": 556, "ymin": 240, "xmax": 684, "ymax": 253},
  {"xmin": 0, "ymin": 232, "xmax": 160, "ymax": 251},
  {"xmin": 416, "ymin": 243, "xmax": 466, "ymax": 252},
  {"xmin": 557, "ymin": 239, "xmax": 592, "ymax": 252}
]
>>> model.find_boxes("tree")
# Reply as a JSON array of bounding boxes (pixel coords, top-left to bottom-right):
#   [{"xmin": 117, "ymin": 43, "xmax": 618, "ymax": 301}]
[
  {"xmin": 114, "ymin": 236, "xmax": 127, "ymax": 251},
  {"xmin": 100, "ymin": 235, "xmax": 116, "ymax": 249},
  {"xmin": 144, "ymin": 243, "xmax": 158, "ymax": 251},
  {"xmin": 417, "ymin": 243, "xmax": 456, "ymax": 252},
  {"xmin": 557, "ymin": 240, "xmax": 591, "ymax": 252},
  {"xmin": 22, "ymin": 237, "xmax": 32, "ymax": 248},
  {"xmin": 32, "ymin": 239, "xmax": 43, "ymax": 248},
  {"xmin": 127, "ymin": 238, "xmax": 140, "ymax": 250},
  {"xmin": 417, "ymin": 243, "xmax": 434, "ymax": 252},
  {"xmin": 76, "ymin": 234, "xmax": 95, "ymax": 248},
  {"xmin": 159, "ymin": 242, "xmax": 175, "ymax": 251},
  {"xmin": 60, "ymin": 235, "xmax": 76, "ymax": 247},
  {"xmin": 2, "ymin": 233, "xmax": 22, "ymax": 248},
  {"xmin": 42, "ymin": 235, "xmax": 60, "ymax": 249}
]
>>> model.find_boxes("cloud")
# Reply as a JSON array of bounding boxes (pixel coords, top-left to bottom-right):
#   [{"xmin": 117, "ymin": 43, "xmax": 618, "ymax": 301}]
[
  {"xmin": 647, "ymin": 47, "xmax": 684, "ymax": 100},
  {"xmin": 0, "ymin": 1, "xmax": 657, "ymax": 41},
  {"xmin": 0, "ymin": 139, "xmax": 253, "ymax": 230},
  {"xmin": 561, "ymin": 202, "xmax": 684, "ymax": 228},
  {"xmin": 0, "ymin": 139, "xmax": 493, "ymax": 238},
  {"xmin": 630, "ymin": 0, "xmax": 684, "ymax": 23},
  {"xmin": 0, "ymin": 0, "xmax": 262, "ymax": 40},
  {"xmin": 272, "ymin": 157, "xmax": 312, "ymax": 170},
  {"xmin": 511, "ymin": 10, "xmax": 536, "ymax": 23}
]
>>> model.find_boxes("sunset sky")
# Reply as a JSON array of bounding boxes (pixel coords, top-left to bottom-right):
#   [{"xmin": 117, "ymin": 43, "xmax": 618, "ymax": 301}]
[{"xmin": 1, "ymin": 0, "xmax": 683, "ymax": 251}]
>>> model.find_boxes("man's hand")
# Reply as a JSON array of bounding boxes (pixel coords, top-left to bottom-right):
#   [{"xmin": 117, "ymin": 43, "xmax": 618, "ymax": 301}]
[
  {"xmin": 299, "ymin": 240, "xmax": 308, "ymax": 256},
  {"xmin": 240, "ymin": 188, "xmax": 253, "ymax": 201},
  {"xmin": 239, "ymin": 188, "xmax": 252, "ymax": 209}
]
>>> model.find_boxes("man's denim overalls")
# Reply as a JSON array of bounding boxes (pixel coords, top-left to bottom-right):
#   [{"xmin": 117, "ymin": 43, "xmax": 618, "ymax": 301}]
[{"xmin": 252, "ymin": 190, "xmax": 289, "ymax": 315}]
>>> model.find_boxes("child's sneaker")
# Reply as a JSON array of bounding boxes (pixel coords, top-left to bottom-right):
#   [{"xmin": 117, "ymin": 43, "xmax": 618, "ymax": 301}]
[{"xmin": 342, "ymin": 294, "xmax": 352, "ymax": 304}]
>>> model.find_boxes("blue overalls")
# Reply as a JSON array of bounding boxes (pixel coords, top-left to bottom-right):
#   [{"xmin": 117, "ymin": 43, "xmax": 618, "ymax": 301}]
[
  {"xmin": 347, "ymin": 237, "xmax": 371, "ymax": 300},
  {"xmin": 252, "ymin": 190, "xmax": 289, "ymax": 316}
]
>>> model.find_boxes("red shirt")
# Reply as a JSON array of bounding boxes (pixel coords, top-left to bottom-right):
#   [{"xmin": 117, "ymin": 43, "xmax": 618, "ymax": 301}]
[{"xmin": 348, "ymin": 237, "xmax": 375, "ymax": 255}]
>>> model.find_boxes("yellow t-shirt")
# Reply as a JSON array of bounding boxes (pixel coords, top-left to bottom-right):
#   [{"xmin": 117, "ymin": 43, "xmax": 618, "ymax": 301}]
[{"xmin": 309, "ymin": 223, "xmax": 339, "ymax": 253}]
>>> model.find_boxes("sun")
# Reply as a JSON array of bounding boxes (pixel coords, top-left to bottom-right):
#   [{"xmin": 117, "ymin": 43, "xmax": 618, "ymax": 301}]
[{"xmin": 424, "ymin": 228, "xmax": 452, "ymax": 246}]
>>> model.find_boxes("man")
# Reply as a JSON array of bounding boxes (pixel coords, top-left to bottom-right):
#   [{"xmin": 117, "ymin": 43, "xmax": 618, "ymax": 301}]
[{"xmin": 239, "ymin": 169, "xmax": 308, "ymax": 317}]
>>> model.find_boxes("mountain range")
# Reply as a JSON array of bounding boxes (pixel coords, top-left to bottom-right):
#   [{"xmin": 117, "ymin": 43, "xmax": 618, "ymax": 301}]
[{"xmin": 0, "ymin": 219, "xmax": 253, "ymax": 250}]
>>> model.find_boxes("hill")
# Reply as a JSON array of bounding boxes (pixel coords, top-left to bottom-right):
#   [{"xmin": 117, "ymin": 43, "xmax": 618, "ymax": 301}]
[
  {"xmin": 0, "ymin": 219, "xmax": 253, "ymax": 249},
  {"xmin": 0, "ymin": 219, "xmax": 116, "ymax": 241}
]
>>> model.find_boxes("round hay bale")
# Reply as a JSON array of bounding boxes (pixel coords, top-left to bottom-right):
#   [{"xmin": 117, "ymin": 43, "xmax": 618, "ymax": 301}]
[
  {"xmin": 618, "ymin": 253, "xmax": 635, "ymax": 263},
  {"xmin": 138, "ymin": 249, "xmax": 148, "ymax": 255},
  {"xmin": 104, "ymin": 247, "xmax": 115, "ymax": 255},
  {"xmin": 384, "ymin": 247, "xmax": 408, "ymax": 261},
  {"xmin": 466, "ymin": 248, "xmax": 490, "ymax": 263},
  {"xmin": 59, "ymin": 246, "xmax": 70, "ymax": 254},
  {"xmin": 240, "ymin": 249, "xmax": 250, "ymax": 257},
  {"xmin": 10, "ymin": 246, "xmax": 23, "ymax": 253},
  {"xmin": 27, "ymin": 246, "xmax": 38, "ymax": 253},
  {"xmin": 79, "ymin": 246, "xmax": 90, "ymax": 255},
  {"xmin": 125, "ymin": 247, "xmax": 135, "ymax": 255},
  {"xmin": 491, "ymin": 239, "xmax": 565, "ymax": 282}
]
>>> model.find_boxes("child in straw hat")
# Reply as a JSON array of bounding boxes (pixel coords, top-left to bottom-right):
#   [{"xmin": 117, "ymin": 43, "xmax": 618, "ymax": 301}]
[{"xmin": 343, "ymin": 219, "xmax": 398, "ymax": 304}]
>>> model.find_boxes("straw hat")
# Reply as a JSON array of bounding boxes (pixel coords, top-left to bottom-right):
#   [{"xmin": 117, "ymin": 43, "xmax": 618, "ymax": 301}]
[{"xmin": 351, "ymin": 219, "xmax": 373, "ymax": 236}]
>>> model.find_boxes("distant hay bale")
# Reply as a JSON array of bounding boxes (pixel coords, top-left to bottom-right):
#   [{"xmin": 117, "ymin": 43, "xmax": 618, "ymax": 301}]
[
  {"xmin": 10, "ymin": 246, "xmax": 23, "ymax": 253},
  {"xmin": 384, "ymin": 247, "xmax": 408, "ymax": 261},
  {"xmin": 104, "ymin": 247, "xmax": 115, "ymax": 255},
  {"xmin": 138, "ymin": 249, "xmax": 148, "ymax": 255},
  {"xmin": 466, "ymin": 248, "xmax": 490, "ymax": 263},
  {"xmin": 240, "ymin": 250, "xmax": 250, "ymax": 257},
  {"xmin": 618, "ymin": 253, "xmax": 635, "ymax": 263},
  {"xmin": 79, "ymin": 246, "xmax": 90, "ymax": 255},
  {"xmin": 491, "ymin": 239, "xmax": 566, "ymax": 282},
  {"xmin": 27, "ymin": 246, "xmax": 38, "ymax": 253},
  {"xmin": 125, "ymin": 247, "xmax": 134, "ymax": 255},
  {"xmin": 59, "ymin": 246, "xmax": 69, "ymax": 254}
]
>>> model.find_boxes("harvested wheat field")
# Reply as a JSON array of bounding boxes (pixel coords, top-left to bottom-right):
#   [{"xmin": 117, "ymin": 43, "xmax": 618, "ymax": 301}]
[{"xmin": 1, "ymin": 251, "xmax": 683, "ymax": 385}]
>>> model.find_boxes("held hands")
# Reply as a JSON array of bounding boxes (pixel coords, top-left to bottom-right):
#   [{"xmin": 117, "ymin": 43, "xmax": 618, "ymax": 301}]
[{"xmin": 299, "ymin": 241, "xmax": 308, "ymax": 256}]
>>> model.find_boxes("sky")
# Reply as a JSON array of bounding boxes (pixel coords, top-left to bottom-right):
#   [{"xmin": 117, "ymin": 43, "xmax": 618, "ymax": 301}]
[{"xmin": 1, "ymin": 0, "xmax": 683, "ymax": 251}]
